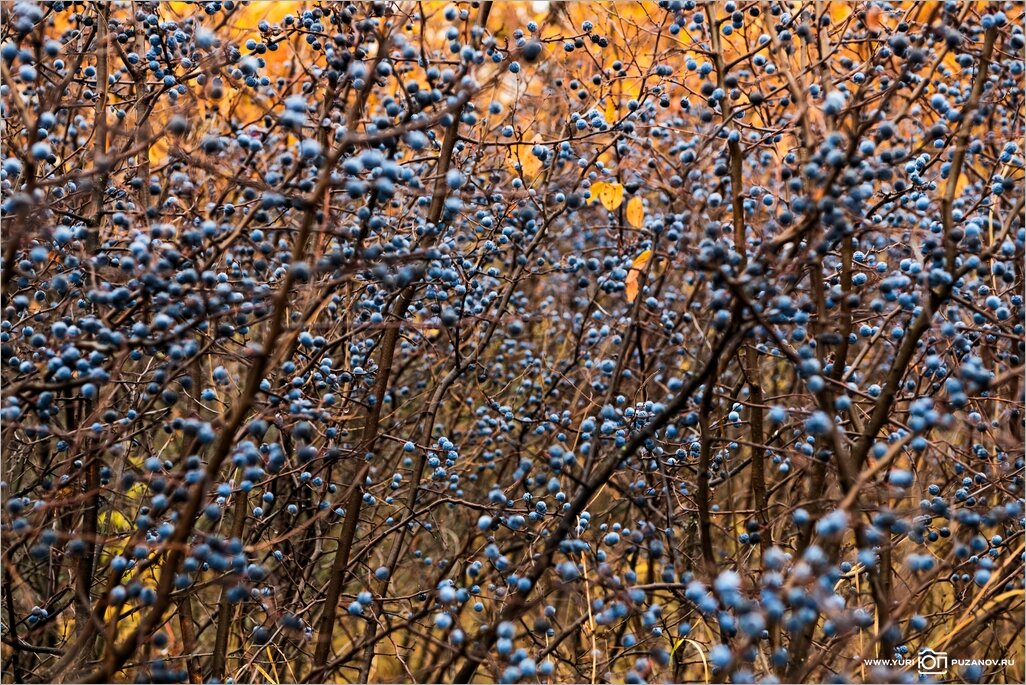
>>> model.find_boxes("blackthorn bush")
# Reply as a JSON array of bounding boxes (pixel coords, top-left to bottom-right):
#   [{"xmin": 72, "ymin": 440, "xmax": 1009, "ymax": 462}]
[{"xmin": 1, "ymin": 2, "xmax": 1023, "ymax": 683}]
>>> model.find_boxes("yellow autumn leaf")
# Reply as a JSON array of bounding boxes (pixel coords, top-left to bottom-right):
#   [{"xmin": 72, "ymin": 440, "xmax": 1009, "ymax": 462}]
[
  {"xmin": 604, "ymin": 98, "xmax": 617, "ymax": 124},
  {"xmin": 509, "ymin": 135, "xmax": 544, "ymax": 179},
  {"xmin": 100, "ymin": 509, "xmax": 133, "ymax": 534},
  {"xmin": 148, "ymin": 135, "xmax": 169, "ymax": 167},
  {"xmin": 626, "ymin": 197, "xmax": 644, "ymax": 228},
  {"xmin": 104, "ymin": 599, "xmax": 142, "ymax": 642},
  {"xmin": 625, "ymin": 249, "xmax": 653, "ymax": 303},
  {"xmin": 863, "ymin": 5, "xmax": 885, "ymax": 33},
  {"xmin": 591, "ymin": 181, "xmax": 624, "ymax": 211},
  {"xmin": 98, "ymin": 509, "xmax": 134, "ymax": 563}
]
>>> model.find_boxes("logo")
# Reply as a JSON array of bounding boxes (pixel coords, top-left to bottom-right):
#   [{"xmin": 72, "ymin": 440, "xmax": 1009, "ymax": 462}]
[
  {"xmin": 864, "ymin": 648, "xmax": 1013, "ymax": 676},
  {"xmin": 918, "ymin": 648, "xmax": 949, "ymax": 676}
]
